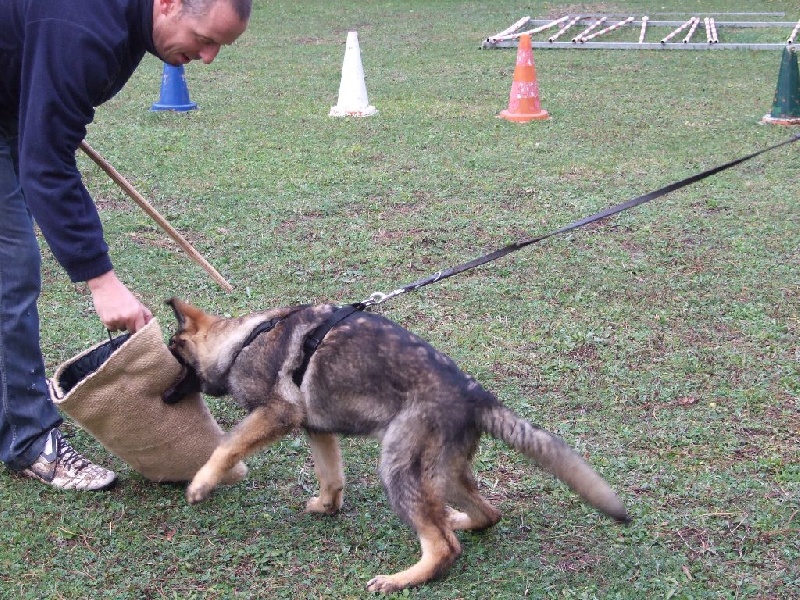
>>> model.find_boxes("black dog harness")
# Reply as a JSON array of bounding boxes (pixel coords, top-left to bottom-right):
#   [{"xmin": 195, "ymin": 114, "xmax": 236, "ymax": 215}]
[
  {"xmin": 219, "ymin": 314, "xmax": 294, "ymax": 387},
  {"xmin": 291, "ymin": 304, "xmax": 362, "ymax": 386},
  {"xmin": 238, "ymin": 316, "xmax": 286, "ymax": 350},
  {"xmin": 235, "ymin": 304, "xmax": 363, "ymax": 387}
]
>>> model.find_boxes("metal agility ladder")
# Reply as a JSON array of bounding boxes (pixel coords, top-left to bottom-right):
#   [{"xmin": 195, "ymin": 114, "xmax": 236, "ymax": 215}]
[{"xmin": 482, "ymin": 15, "xmax": 800, "ymax": 50}]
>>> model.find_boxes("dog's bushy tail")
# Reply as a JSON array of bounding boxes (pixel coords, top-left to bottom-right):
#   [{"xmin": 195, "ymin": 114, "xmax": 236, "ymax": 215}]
[{"xmin": 480, "ymin": 404, "xmax": 629, "ymax": 523}]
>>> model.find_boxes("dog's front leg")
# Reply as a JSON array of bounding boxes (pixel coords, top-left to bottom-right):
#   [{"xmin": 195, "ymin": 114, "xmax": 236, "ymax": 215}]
[
  {"xmin": 187, "ymin": 402, "xmax": 302, "ymax": 504},
  {"xmin": 305, "ymin": 432, "xmax": 344, "ymax": 515}
]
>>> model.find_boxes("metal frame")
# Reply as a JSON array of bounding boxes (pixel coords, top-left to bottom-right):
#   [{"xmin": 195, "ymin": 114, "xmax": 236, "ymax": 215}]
[
  {"xmin": 485, "ymin": 40, "xmax": 791, "ymax": 51},
  {"xmin": 481, "ymin": 17, "xmax": 800, "ymax": 50}
]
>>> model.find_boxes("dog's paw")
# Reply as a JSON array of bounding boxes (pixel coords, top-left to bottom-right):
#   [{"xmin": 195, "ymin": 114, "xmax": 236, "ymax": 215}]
[
  {"xmin": 446, "ymin": 507, "xmax": 471, "ymax": 530},
  {"xmin": 366, "ymin": 575, "xmax": 403, "ymax": 594},
  {"xmin": 220, "ymin": 461, "xmax": 248, "ymax": 485},
  {"xmin": 186, "ymin": 482, "xmax": 212, "ymax": 505},
  {"xmin": 305, "ymin": 496, "xmax": 340, "ymax": 515}
]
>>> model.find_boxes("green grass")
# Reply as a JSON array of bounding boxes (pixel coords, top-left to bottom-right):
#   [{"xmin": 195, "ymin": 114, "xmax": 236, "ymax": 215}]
[{"xmin": 2, "ymin": 1, "xmax": 799, "ymax": 598}]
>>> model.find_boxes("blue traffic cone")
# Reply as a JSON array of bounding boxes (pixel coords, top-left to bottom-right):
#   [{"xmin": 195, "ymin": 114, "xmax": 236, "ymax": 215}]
[{"xmin": 151, "ymin": 63, "xmax": 197, "ymax": 112}]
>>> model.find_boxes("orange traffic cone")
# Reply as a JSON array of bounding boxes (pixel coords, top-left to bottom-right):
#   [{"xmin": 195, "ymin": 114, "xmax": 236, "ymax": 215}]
[{"xmin": 498, "ymin": 34, "xmax": 549, "ymax": 122}]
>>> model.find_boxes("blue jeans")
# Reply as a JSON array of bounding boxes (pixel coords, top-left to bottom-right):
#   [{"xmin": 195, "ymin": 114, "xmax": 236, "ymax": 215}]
[{"xmin": 0, "ymin": 117, "xmax": 62, "ymax": 470}]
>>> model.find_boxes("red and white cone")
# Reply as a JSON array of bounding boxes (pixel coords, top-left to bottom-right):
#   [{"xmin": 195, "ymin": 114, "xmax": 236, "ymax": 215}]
[{"xmin": 498, "ymin": 34, "xmax": 549, "ymax": 122}]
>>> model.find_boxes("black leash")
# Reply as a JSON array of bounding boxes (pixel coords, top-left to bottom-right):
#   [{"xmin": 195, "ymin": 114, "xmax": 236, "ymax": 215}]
[
  {"xmin": 291, "ymin": 133, "xmax": 799, "ymax": 386},
  {"xmin": 359, "ymin": 133, "xmax": 800, "ymax": 308}
]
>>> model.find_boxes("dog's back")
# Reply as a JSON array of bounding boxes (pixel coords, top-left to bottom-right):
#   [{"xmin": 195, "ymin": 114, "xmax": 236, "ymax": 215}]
[{"xmin": 299, "ymin": 310, "xmax": 494, "ymax": 436}]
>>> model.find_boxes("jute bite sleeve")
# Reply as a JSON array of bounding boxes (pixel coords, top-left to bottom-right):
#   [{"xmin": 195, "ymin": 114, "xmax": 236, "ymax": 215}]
[{"xmin": 48, "ymin": 318, "xmax": 247, "ymax": 484}]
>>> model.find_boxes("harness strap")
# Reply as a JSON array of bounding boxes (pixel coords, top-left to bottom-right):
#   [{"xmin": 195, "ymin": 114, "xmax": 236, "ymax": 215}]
[
  {"xmin": 227, "ymin": 305, "xmax": 307, "ymax": 371},
  {"xmin": 241, "ymin": 317, "xmax": 284, "ymax": 348},
  {"xmin": 292, "ymin": 304, "xmax": 363, "ymax": 386},
  {"xmin": 228, "ymin": 316, "xmax": 287, "ymax": 372}
]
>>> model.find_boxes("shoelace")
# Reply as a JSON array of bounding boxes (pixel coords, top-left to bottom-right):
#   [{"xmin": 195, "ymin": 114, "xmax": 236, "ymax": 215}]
[{"xmin": 57, "ymin": 437, "xmax": 90, "ymax": 470}]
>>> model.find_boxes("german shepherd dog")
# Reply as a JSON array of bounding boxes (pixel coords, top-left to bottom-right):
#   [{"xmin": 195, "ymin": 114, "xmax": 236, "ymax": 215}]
[{"xmin": 164, "ymin": 297, "xmax": 628, "ymax": 593}]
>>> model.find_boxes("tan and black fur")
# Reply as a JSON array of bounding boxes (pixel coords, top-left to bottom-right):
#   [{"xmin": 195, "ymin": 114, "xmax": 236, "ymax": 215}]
[{"xmin": 165, "ymin": 297, "xmax": 629, "ymax": 593}]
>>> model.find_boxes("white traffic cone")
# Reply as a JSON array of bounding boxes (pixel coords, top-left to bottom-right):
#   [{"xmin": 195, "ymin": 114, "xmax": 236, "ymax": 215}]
[{"xmin": 329, "ymin": 31, "xmax": 377, "ymax": 117}]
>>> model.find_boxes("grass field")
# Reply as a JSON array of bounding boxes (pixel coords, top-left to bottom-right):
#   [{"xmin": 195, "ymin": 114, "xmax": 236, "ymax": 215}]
[{"xmin": 1, "ymin": 1, "xmax": 798, "ymax": 598}]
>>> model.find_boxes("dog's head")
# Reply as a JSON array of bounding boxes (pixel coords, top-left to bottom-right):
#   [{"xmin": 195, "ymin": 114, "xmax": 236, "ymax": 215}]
[
  {"xmin": 163, "ymin": 298, "xmax": 306, "ymax": 403},
  {"xmin": 163, "ymin": 297, "xmax": 221, "ymax": 404}
]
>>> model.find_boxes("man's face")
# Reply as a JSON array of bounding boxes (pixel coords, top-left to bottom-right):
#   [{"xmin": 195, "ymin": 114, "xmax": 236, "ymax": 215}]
[{"xmin": 152, "ymin": 0, "xmax": 248, "ymax": 66}]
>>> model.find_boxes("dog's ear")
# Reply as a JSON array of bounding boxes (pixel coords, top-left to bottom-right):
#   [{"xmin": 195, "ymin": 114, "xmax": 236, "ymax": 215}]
[
  {"xmin": 166, "ymin": 297, "xmax": 191, "ymax": 330},
  {"xmin": 165, "ymin": 297, "xmax": 213, "ymax": 334}
]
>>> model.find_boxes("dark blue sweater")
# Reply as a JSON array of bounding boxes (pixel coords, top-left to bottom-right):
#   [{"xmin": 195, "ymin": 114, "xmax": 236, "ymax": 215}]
[{"xmin": 0, "ymin": 0, "xmax": 157, "ymax": 282}]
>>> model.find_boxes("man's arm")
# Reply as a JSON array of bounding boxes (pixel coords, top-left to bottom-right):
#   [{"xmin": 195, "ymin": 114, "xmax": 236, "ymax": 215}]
[{"xmin": 19, "ymin": 16, "xmax": 152, "ymax": 331}]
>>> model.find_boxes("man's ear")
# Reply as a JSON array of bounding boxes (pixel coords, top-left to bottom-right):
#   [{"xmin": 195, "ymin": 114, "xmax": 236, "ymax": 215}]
[{"xmin": 155, "ymin": 0, "xmax": 182, "ymax": 17}]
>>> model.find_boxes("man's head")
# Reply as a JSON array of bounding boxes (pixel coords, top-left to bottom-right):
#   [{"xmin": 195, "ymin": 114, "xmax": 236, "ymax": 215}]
[{"xmin": 152, "ymin": 0, "xmax": 251, "ymax": 66}]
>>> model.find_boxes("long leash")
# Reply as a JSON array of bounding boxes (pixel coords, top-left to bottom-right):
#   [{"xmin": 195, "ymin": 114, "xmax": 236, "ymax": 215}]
[
  {"xmin": 292, "ymin": 133, "xmax": 799, "ymax": 384},
  {"xmin": 358, "ymin": 133, "xmax": 800, "ymax": 309}
]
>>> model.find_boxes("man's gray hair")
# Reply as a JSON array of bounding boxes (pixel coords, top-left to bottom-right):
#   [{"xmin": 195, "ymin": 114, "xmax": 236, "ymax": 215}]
[{"xmin": 181, "ymin": 0, "xmax": 252, "ymax": 22}]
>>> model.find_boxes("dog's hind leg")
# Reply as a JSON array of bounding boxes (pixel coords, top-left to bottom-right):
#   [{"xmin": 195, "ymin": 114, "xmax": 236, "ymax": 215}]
[
  {"xmin": 367, "ymin": 444, "xmax": 461, "ymax": 593},
  {"xmin": 445, "ymin": 465, "xmax": 502, "ymax": 531},
  {"xmin": 304, "ymin": 431, "xmax": 344, "ymax": 515},
  {"xmin": 186, "ymin": 402, "xmax": 302, "ymax": 504},
  {"xmin": 367, "ymin": 519, "xmax": 461, "ymax": 593}
]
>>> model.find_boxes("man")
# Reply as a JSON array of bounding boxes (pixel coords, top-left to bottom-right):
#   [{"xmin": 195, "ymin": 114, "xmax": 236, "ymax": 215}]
[{"xmin": 0, "ymin": 0, "xmax": 250, "ymax": 490}]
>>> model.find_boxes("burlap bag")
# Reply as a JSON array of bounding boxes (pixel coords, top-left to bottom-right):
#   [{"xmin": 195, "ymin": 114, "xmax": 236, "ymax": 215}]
[{"xmin": 48, "ymin": 317, "xmax": 247, "ymax": 484}]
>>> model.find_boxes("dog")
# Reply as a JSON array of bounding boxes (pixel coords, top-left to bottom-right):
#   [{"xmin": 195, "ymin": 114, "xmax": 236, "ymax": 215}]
[{"xmin": 164, "ymin": 297, "xmax": 629, "ymax": 593}]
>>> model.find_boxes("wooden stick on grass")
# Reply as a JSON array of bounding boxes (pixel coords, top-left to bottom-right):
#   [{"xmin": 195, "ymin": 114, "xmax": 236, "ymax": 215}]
[{"xmin": 79, "ymin": 140, "xmax": 233, "ymax": 293}]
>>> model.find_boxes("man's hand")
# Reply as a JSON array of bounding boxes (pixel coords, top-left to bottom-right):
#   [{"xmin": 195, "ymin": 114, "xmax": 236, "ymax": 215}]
[{"xmin": 87, "ymin": 271, "xmax": 153, "ymax": 332}]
